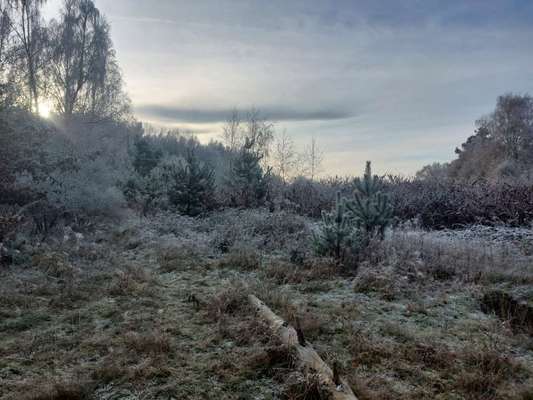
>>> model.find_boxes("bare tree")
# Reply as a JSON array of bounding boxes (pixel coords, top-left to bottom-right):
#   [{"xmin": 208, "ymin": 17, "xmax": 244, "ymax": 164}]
[
  {"xmin": 244, "ymin": 108, "xmax": 274, "ymax": 160},
  {"xmin": 221, "ymin": 107, "xmax": 275, "ymax": 160},
  {"xmin": 302, "ymin": 137, "xmax": 324, "ymax": 180},
  {"xmin": 272, "ymin": 129, "xmax": 298, "ymax": 182},
  {"xmin": 47, "ymin": 0, "xmax": 128, "ymax": 120},
  {"xmin": 0, "ymin": 1, "xmax": 13, "ymax": 106},
  {"xmin": 0, "ymin": 1, "xmax": 11, "ymax": 68},
  {"xmin": 222, "ymin": 108, "xmax": 242, "ymax": 152},
  {"xmin": 9, "ymin": 0, "xmax": 47, "ymax": 112}
]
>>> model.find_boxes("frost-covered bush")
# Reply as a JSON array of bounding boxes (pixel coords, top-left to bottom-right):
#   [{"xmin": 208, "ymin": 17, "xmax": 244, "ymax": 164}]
[
  {"xmin": 9, "ymin": 118, "xmax": 135, "ymax": 217},
  {"xmin": 283, "ymin": 177, "xmax": 336, "ymax": 217},
  {"xmin": 16, "ymin": 157, "xmax": 126, "ymax": 216},
  {"xmin": 0, "ymin": 110, "xmax": 51, "ymax": 205},
  {"xmin": 386, "ymin": 178, "xmax": 533, "ymax": 229},
  {"xmin": 205, "ymin": 208, "xmax": 312, "ymax": 256}
]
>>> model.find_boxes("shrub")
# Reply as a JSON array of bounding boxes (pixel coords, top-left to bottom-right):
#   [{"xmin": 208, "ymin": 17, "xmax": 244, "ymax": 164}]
[
  {"xmin": 313, "ymin": 191, "xmax": 358, "ymax": 261},
  {"xmin": 346, "ymin": 161, "xmax": 393, "ymax": 241},
  {"xmin": 225, "ymin": 137, "xmax": 270, "ymax": 208},
  {"xmin": 130, "ymin": 152, "xmax": 216, "ymax": 216},
  {"xmin": 16, "ymin": 157, "xmax": 127, "ymax": 217},
  {"xmin": 167, "ymin": 150, "xmax": 215, "ymax": 216},
  {"xmin": 313, "ymin": 162, "xmax": 392, "ymax": 266},
  {"xmin": 386, "ymin": 178, "xmax": 533, "ymax": 229},
  {"xmin": 132, "ymin": 135, "xmax": 162, "ymax": 176}
]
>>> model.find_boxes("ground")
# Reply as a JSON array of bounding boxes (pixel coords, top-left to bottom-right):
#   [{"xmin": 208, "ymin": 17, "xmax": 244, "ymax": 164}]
[{"xmin": 1, "ymin": 209, "xmax": 532, "ymax": 400}]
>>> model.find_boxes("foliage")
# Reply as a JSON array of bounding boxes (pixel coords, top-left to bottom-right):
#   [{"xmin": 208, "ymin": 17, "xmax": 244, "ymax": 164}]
[
  {"xmin": 386, "ymin": 178, "xmax": 533, "ymax": 229},
  {"xmin": 167, "ymin": 150, "xmax": 215, "ymax": 216},
  {"xmin": 0, "ymin": 0, "xmax": 130, "ymax": 120},
  {"xmin": 46, "ymin": 0, "xmax": 130, "ymax": 120},
  {"xmin": 129, "ymin": 152, "xmax": 215, "ymax": 216},
  {"xmin": 313, "ymin": 162, "xmax": 392, "ymax": 266},
  {"xmin": 445, "ymin": 94, "xmax": 533, "ymax": 182},
  {"xmin": 16, "ymin": 155, "xmax": 127, "ymax": 216},
  {"xmin": 0, "ymin": 109, "xmax": 50, "ymax": 200},
  {"xmin": 313, "ymin": 191, "xmax": 359, "ymax": 261},
  {"xmin": 225, "ymin": 137, "xmax": 270, "ymax": 208},
  {"xmin": 132, "ymin": 135, "xmax": 162, "ymax": 177},
  {"xmin": 346, "ymin": 161, "xmax": 393, "ymax": 240}
]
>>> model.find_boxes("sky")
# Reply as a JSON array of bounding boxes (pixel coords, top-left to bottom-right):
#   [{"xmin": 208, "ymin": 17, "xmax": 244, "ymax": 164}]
[{"xmin": 44, "ymin": 0, "xmax": 533, "ymax": 175}]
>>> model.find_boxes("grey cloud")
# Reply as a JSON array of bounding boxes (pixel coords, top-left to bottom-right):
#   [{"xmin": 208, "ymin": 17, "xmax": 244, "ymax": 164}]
[{"xmin": 134, "ymin": 104, "xmax": 354, "ymax": 124}]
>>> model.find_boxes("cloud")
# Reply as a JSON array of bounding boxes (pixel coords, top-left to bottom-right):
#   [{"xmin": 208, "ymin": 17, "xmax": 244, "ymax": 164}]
[
  {"xmin": 134, "ymin": 104, "xmax": 354, "ymax": 124},
  {"xmin": 90, "ymin": 0, "xmax": 533, "ymax": 174}
]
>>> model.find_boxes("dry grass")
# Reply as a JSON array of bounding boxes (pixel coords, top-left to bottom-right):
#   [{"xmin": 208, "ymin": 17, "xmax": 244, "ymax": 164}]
[
  {"xmin": 215, "ymin": 245, "xmax": 262, "ymax": 270},
  {"xmin": 281, "ymin": 372, "xmax": 333, "ymax": 400},
  {"xmin": 157, "ymin": 243, "xmax": 207, "ymax": 272},
  {"xmin": 205, "ymin": 281, "xmax": 251, "ymax": 322},
  {"xmin": 2, "ymin": 212, "xmax": 532, "ymax": 400},
  {"xmin": 262, "ymin": 257, "xmax": 339, "ymax": 286},
  {"xmin": 374, "ymin": 230, "xmax": 533, "ymax": 285},
  {"xmin": 107, "ymin": 264, "xmax": 158, "ymax": 297}
]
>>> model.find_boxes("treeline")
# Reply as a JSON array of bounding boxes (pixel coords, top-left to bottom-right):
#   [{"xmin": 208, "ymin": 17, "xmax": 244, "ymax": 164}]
[
  {"xmin": 2, "ymin": 0, "xmax": 533, "ymax": 234},
  {"xmin": 419, "ymin": 93, "xmax": 533, "ymax": 183}
]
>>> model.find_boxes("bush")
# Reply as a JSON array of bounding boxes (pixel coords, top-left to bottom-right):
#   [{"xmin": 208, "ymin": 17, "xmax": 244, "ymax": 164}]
[
  {"xmin": 346, "ymin": 161, "xmax": 393, "ymax": 240},
  {"xmin": 386, "ymin": 178, "xmax": 533, "ymax": 229},
  {"xmin": 167, "ymin": 150, "xmax": 215, "ymax": 216},
  {"xmin": 224, "ymin": 137, "xmax": 270, "ymax": 208},
  {"xmin": 313, "ymin": 191, "xmax": 358, "ymax": 261},
  {"xmin": 313, "ymin": 162, "xmax": 392, "ymax": 266},
  {"xmin": 16, "ymin": 157, "xmax": 127, "ymax": 217},
  {"xmin": 130, "ymin": 152, "xmax": 215, "ymax": 216}
]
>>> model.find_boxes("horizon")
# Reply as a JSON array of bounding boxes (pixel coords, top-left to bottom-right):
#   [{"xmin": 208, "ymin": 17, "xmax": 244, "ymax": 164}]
[{"xmin": 43, "ymin": 0, "xmax": 533, "ymax": 175}]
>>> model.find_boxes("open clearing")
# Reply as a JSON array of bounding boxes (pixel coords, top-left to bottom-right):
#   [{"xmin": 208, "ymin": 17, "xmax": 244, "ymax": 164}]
[{"xmin": 1, "ymin": 210, "xmax": 532, "ymax": 400}]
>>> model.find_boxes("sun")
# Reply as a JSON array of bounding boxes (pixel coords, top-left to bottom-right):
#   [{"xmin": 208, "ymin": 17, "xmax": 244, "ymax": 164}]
[{"xmin": 38, "ymin": 101, "xmax": 52, "ymax": 119}]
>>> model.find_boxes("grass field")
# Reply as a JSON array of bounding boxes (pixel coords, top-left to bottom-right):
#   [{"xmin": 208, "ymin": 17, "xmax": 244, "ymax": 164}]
[{"xmin": 1, "ymin": 210, "xmax": 532, "ymax": 400}]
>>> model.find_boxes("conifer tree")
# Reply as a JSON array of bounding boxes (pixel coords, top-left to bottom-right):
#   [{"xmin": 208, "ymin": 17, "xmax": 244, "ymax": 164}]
[
  {"xmin": 133, "ymin": 136, "xmax": 162, "ymax": 176},
  {"xmin": 312, "ymin": 162, "xmax": 393, "ymax": 265},
  {"xmin": 168, "ymin": 150, "xmax": 215, "ymax": 216},
  {"xmin": 346, "ymin": 161, "xmax": 393, "ymax": 240},
  {"xmin": 227, "ymin": 137, "xmax": 269, "ymax": 207},
  {"xmin": 313, "ymin": 191, "xmax": 358, "ymax": 260}
]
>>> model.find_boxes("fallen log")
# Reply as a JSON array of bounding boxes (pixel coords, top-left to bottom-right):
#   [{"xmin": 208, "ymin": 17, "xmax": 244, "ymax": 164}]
[{"xmin": 248, "ymin": 294, "xmax": 358, "ymax": 400}]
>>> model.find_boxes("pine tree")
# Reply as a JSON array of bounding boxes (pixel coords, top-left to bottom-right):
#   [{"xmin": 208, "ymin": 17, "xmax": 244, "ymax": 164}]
[
  {"xmin": 132, "ymin": 136, "xmax": 162, "ymax": 177},
  {"xmin": 227, "ymin": 137, "xmax": 269, "ymax": 207},
  {"xmin": 313, "ymin": 191, "xmax": 358, "ymax": 260},
  {"xmin": 312, "ymin": 162, "xmax": 393, "ymax": 265},
  {"xmin": 168, "ymin": 150, "xmax": 215, "ymax": 216},
  {"xmin": 346, "ymin": 161, "xmax": 393, "ymax": 240}
]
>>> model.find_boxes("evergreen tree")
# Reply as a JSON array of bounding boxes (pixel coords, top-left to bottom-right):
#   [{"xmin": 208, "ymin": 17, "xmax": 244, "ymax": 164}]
[
  {"xmin": 132, "ymin": 136, "xmax": 162, "ymax": 176},
  {"xmin": 227, "ymin": 137, "xmax": 269, "ymax": 207},
  {"xmin": 313, "ymin": 191, "xmax": 357, "ymax": 260},
  {"xmin": 312, "ymin": 162, "xmax": 392, "ymax": 265},
  {"xmin": 168, "ymin": 150, "xmax": 215, "ymax": 216},
  {"xmin": 346, "ymin": 161, "xmax": 393, "ymax": 240}
]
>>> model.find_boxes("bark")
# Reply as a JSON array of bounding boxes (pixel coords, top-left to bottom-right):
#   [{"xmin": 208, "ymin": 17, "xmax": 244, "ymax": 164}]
[{"xmin": 248, "ymin": 294, "xmax": 358, "ymax": 400}]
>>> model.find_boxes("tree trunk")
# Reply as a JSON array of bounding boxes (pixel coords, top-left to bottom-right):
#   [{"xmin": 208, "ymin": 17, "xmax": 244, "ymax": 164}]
[{"xmin": 248, "ymin": 294, "xmax": 358, "ymax": 400}]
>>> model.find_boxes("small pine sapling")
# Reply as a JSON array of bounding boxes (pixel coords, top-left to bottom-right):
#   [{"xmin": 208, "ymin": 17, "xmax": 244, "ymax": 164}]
[
  {"xmin": 313, "ymin": 191, "xmax": 355, "ymax": 260},
  {"xmin": 346, "ymin": 161, "xmax": 393, "ymax": 241},
  {"xmin": 312, "ymin": 162, "xmax": 393, "ymax": 267}
]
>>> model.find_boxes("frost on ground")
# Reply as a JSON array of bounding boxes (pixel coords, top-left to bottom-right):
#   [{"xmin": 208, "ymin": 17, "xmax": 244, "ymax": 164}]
[{"xmin": 1, "ymin": 209, "xmax": 532, "ymax": 400}]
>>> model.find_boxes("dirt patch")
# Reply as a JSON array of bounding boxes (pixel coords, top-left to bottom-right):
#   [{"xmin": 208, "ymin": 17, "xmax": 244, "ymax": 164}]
[{"xmin": 481, "ymin": 290, "xmax": 533, "ymax": 334}]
